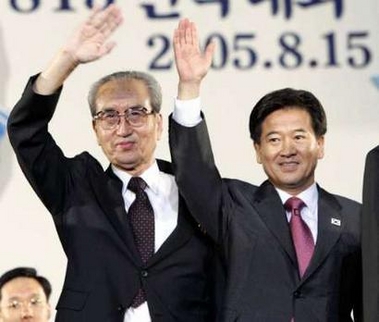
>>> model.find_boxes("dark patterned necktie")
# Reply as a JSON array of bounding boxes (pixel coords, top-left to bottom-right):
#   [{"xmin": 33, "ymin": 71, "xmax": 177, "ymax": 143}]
[
  {"xmin": 128, "ymin": 177, "xmax": 155, "ymax": 308},
  {"xmin": 285, "ymin": 197, "xmax": 314, "ymax": 278}
]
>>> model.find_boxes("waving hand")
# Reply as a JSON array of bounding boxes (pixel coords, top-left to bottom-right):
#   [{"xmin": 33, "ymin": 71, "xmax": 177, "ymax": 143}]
[{"xmin": 173, "ymin": 19, "xmax": 215, "ymax": 99}]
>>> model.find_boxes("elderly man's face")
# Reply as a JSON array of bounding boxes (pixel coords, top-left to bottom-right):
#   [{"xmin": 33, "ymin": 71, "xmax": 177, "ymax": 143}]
[
  {"xmin": 93, "ymin": 79, "xmax": 163, "ymax": 176},
  {"xmin": 0, "ymin": 277, "xmax": 50, "ymax": 322}
]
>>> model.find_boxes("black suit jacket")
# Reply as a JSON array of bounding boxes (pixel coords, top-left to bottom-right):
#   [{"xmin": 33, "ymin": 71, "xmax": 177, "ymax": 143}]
[
  {"xmin": 362, "ymin": 146, "xmax": 379, "ymax": 322},
  {"xmin": 169, "ymin": 116, "xmax": 362, "ymax": 322},
  {"xmin": 7, "ymin": 77, "xmax": 224, "ymax": 322}
]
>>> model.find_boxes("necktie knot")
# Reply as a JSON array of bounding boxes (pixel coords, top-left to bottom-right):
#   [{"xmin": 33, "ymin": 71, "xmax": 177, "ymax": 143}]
[
  {"xmin": 285, "ymin": 197, "xmax": 305, "ymax": 216},
  {"xmin": 128, "ymin": 177, "xmax": 147, "ymax": 194}
]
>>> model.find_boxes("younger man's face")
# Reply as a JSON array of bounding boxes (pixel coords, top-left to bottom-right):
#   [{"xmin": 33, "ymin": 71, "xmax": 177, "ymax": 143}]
[{"xmin": 0, "ymin": 277, "xmax": 50, "ymax": 322}]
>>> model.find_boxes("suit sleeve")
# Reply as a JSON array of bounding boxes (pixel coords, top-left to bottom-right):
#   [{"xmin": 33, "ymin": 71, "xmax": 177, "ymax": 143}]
[
  {"xmin": 7, "ymin": 75, "xmax": 69, "ymax": 217},
  {"xmin": 362, "ymin": 146, "xmax": 379, "ymax": 322},
  {"xmin": 169, "ymin": 114, "xmax": 230, "ymax": 244}
]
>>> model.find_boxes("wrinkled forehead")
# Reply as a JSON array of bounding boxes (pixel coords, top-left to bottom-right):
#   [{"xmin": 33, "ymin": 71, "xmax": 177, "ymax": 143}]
[
  {"xmin": 95, "ymin": 79, "xmax": 151, "ymax": 108},
  {"xmin": 96, "ymin": 79, "xmax": 149, "ymax": 100}
]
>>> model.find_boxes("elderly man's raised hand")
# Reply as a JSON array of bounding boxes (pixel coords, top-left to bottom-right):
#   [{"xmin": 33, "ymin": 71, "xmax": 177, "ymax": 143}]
[
  {"xmin": 63, "ymin": 4, "xmax": 123, "ymax": 64},
  {"xmin": 35, "ymin": 4, "xmax": 123, "ymax": 95}
]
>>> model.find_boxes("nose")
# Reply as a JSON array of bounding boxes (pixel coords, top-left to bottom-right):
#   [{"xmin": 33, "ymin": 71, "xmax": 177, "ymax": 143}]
[
  {"xmin": 116, "ymin": 116, "xmax": 133, "ymax": 136},
  {"xmin": 20, "ymin": 305, "xmax": 33, "ymax": 319},
  {"xmin": 280, "ymin": 138, "xmax": 296, "ymax": 156}
]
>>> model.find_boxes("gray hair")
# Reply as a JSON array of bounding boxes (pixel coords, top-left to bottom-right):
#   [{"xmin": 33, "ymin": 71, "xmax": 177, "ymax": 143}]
[{"xmin": 87, "ymin": 71, "xmax": 162, "ymax": 116}]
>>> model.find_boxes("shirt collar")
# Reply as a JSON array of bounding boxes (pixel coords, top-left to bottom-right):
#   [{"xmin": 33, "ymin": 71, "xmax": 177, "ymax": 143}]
[
  {"xmin": 111, "ymin": 161, "xmax": 160, "ymax": 196},
  {"xmin": 276, "ymin": 182, "xmax": 318, "ymax": 212}
]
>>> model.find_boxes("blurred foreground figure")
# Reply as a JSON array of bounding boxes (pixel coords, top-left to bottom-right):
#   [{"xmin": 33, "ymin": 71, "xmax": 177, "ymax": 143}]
[{"xmin": 0, "ymin": 267, "xmax": 51, "ymax": 322}]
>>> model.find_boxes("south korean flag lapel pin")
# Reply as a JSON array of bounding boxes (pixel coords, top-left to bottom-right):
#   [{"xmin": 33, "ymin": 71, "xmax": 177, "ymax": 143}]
[{"xmin": 331, "ymin": 217, "xmax": 341, "ymax": 227}]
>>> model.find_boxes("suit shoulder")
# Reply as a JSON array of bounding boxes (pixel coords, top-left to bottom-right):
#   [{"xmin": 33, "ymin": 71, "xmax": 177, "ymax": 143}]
[
  {"xmin": 319, "ymin": 185, "xmax": 360, "ymax": 208},
  {"xmin": 68, "ymin": 151, "xmax": 105, "ymax": 176},
  {"xmin": 333, "ymin": 194, "xmax": 361, "ymax": 209},
  {"xmin": 364, "ymin": 146, "xmax": 379, "ymax": 173},
  {"xmin": 366, "ymin": 145, "xmax": 379, "ymax": 158},
  {"xmin": 223, "ymin": 178, "xmax": 258, "ymax": 203},
  {"xmin": 224, "ymin": 177, "xmax": 257, "ymax": 190}
]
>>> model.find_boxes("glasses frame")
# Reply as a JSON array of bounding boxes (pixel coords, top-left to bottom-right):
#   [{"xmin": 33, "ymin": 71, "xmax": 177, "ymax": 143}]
[
  {"xmin": 93, "ymin": 106, "xmax": 156, "ymax": 130},
  {"xmin": 2, "ymin": 296, "xmax": 46, "ymax": 313}
]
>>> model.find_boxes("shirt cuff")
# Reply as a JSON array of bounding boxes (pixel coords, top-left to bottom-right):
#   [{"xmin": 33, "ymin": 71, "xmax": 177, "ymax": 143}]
[{"xmin": 172, "ymin": 97, "xmax": 202, "ymax": 127}]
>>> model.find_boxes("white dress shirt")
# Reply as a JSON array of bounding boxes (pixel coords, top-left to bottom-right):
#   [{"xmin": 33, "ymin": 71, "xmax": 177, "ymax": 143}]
[{"xmin": 112, "ymin": 161, "xmax": 179, "ymax": 322}]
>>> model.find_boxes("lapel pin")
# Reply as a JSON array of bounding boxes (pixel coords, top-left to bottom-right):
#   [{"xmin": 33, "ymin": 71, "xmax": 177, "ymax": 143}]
[{"xmin": 331, "ymin": 218, "xmax": 341, "ymax": 226}]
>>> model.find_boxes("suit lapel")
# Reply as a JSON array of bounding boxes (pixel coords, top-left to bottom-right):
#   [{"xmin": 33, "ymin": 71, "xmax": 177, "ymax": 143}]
[
  {"xmin": 147, "ymin": 195, "xmax": 196, "ymax": 266},
  {"xmin": 90, "ymin": 159, "xmax": 197, "ymax": 267},
  {"xmin": 302, "ymin": 186, "xmax": 342, "ymax": 280},
  {"xmin": 89, "ymin": 165, "xmax": 141, "ymax": 266},
  {"xmin": 253, "ymin": 181, "xmax": 297, "ymax": 267},
  {"xmin": 147, "ymin": 159, "xmax": 196, "ymax": 266},
  {"xmin": 251, "ymin": 182, "xmax": 343, "ymax": 283}
]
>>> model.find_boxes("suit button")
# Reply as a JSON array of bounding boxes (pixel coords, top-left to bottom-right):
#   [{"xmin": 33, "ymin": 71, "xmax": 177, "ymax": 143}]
[
  {"xmin": 117, "ymin": 305, "xmax": 125, "ymax": 313},
  {"xmin": 293, "ymin": 291, "xmax": 301, "ymax": 298},
  {"xmin": 141, "ymin": 270, "xmax": 148, "ymax": 277}
]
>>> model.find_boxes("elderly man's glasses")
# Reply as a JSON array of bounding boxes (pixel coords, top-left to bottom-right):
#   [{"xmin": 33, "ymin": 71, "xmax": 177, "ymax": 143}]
[{"xmin": 93, "ymin": 106, "xmax": 155, "ymax": 130}]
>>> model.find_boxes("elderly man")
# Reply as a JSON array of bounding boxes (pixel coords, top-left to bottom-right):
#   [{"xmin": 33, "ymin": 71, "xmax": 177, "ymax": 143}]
[{"xmin": 7, "ymin": 6, "xmax": 222, "ymax": 322}]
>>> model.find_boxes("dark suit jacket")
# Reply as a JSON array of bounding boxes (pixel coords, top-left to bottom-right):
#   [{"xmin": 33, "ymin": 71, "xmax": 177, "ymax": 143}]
[
  {"xmin": 7, "ymin": 76, "xmax": 224, "ymax": 322},
  {"xmin": 169, "ymin": 116, "xmax": 362, "ymax": 322},
  {"xmin": 362, "ymin": 146, "xmax": 379, "ymax": 322}
]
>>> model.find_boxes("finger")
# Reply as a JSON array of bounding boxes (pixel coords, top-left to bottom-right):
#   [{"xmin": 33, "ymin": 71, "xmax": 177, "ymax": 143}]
[
  {"xmin": 105, "ymin": 4, "xmax": 123, "ymax": 26},
  {"xmin": 189, "ymin": 21, "xmax": 198, "ymax": 47},
  {"xmin": 177, "ymin": 19, "xmax": 187, "ymax": 47},
  {"xmin": 87, "ymin": 4, "xmax": 102, "ymax": 22},
  {"xmin": 175, "ymin": 20, "xmax": 185, "ymax": 46},
  {"xmin": 89, "ymin": 3, "xmax": 120, "ymax": 30},
  {"xmin": 184, "ymin": 19, "xmax": 193, "ymax": 44},
  {"xmin": 173, "ymin": 27, "xmax": 180, "ymax": 47},
  {"xmin": 85, "ymin": 5, "xmax": 122, "ymax": 45},
  {"xmin": 86, "ymin": 5, "xmax": 105, "ymax": 29},
  {"xmin": 204, "ymin": 40, "xmax": 216, "ymax": 64},
  {"xmin": 99, "ymin": 41, "xmax": 117, "ymax": 57},
  {"xmin": 98, "ymin": 12, "xmax": 123, "ymax": 39},
  {"xmin": 173, "ymin": 28, "xmax": 183, "ymax": 59}
]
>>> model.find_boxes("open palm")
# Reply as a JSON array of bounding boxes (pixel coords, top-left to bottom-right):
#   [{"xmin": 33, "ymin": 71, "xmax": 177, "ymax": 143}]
[
  {"xmin": 173, "ymin": 19, "xmax": 215, "ymax": 84},
  {"xmin": 63, "ymin": 4, "xmax": 123, "ymax": 64}
]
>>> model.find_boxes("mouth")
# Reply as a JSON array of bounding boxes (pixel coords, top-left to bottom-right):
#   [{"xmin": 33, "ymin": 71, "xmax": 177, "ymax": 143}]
[
  {"xmin": 116, "ymin": 141, "xmax": 135, "ymax": 149},
  {"xmin": 279, "ymin": 161, "xmax": 300, "ymax": 171}
]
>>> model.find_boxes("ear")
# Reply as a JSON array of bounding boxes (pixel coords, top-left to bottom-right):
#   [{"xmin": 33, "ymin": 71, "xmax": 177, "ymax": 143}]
[
  {"xmin": 0, "ymin": 297, "xmax": 4, "ymax": 318},
  {"xmin": 155, "ymin": 114, "xmax": 163, "ymax": 141},
  {"xmin": 317, "ymin": 135, "xmax": 325, "ymax": 160},
  {"xmin": 254, "ymin": 142, "xmax": 262, "ymax": 164},
  {"xmin": 46, "ymin": 303, "xmax": 52, "ymax": 320},
  {"xmin": 92, "ymin": 120, "xmax": 101, "ymax": 146}
]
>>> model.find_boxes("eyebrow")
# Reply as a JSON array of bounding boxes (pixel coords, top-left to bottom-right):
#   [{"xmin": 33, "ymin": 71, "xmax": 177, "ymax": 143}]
[
  {"xmin": 266, "ymin": 128, "xmax": 307, "ymax": 135},
  {"xmin": 293, "ymin": 129, "xmax": 308, "ymax": 133},
  {"xmin": 99, "ymin": 105, "xmax": 148, "ymax": 112},
  {"xmin": 8, "ymin": 293, "xmax": 41, "ymax": 301}
]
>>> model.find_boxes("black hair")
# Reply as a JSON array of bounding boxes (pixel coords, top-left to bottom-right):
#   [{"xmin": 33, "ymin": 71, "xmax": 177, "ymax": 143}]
[
  {"xmin": 249, "ymin": 88, "xmax": 327, "ymax": 144},
  {"xmin": 0, "ymin": 267, "xmax": 52, "ymax": 300}
]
